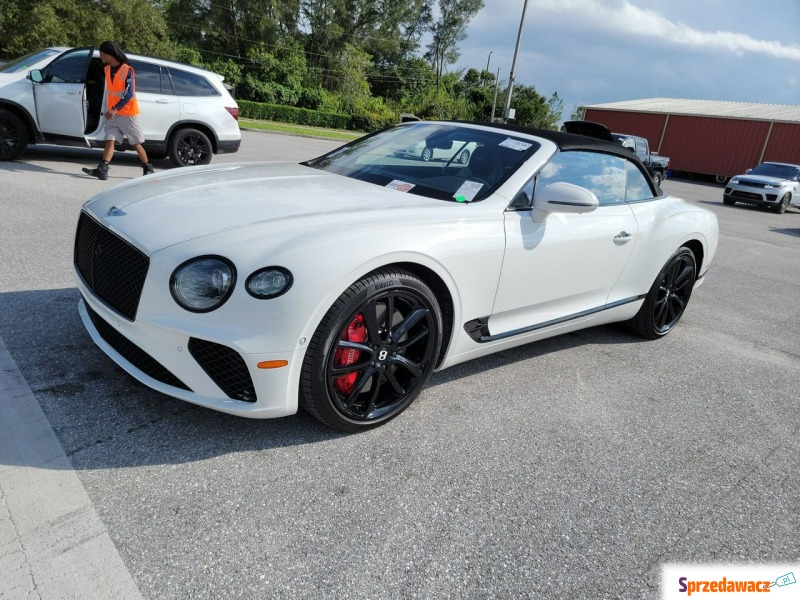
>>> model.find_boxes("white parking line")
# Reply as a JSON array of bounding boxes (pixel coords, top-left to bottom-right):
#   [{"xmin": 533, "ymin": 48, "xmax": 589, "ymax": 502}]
[{"xmin": 0, "ymin": 335, "xmax": 142, "ymax": 600}]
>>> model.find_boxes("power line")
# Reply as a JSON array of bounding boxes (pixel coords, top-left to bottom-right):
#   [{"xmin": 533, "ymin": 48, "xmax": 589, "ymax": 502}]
[{"xmin": 166, "ymin": 19, "xmax": 437, "ymax": 77}]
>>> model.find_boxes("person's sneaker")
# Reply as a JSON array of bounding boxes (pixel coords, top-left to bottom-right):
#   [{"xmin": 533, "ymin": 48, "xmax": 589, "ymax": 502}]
[
  {"xmin": 82, "ymin": 161, "xmax": 109, "ymax": 180},
  {"xmin": 142, "ymin": 163, "xmax": 155, "ymax": 176}
]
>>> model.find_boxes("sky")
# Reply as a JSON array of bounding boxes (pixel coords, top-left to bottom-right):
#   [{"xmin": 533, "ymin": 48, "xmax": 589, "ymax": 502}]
[{"xmin": 453, "ymin": 0, "xmax": 800, "ymax": 120}]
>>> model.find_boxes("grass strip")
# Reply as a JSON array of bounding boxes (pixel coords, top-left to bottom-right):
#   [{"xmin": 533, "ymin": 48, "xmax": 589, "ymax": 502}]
[{"xmin": 239, "ymin": 119, "xmax": 363, "ymax": 141}]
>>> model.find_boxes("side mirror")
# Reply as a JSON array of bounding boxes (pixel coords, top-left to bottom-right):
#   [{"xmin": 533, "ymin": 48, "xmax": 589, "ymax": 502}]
[
  {"xmin": 533, "ymin": 181, "xmax": 599, "ymax": 218},
  {"xmin": 745, "ymin": 168, "xmax": 752, "ymax": 174},
  {"xmin": 28, "ymin": 69, "xmax": 43, "ymax": 83}
]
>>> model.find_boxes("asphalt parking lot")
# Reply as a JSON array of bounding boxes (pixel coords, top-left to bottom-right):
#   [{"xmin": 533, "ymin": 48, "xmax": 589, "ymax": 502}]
[{"xmin": 1, "ymin": 130, "xmax": 799, "ymax": 599}]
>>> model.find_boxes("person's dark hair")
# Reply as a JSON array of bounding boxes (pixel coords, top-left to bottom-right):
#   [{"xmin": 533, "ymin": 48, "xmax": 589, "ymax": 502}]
[{"xmin": 98, "ymin": 41, "xmax": 129, "ymax": 65}]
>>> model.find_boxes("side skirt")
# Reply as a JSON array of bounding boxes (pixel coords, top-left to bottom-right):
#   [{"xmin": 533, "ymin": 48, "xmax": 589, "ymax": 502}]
[{"xmin": 464, "ymin": 295, "xmax": 646, "ymax": 343}]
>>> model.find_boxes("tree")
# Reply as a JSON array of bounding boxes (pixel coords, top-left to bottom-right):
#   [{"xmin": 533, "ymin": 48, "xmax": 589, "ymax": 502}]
[
  {"xmin": 165, "ymin": 0, "xmax": 299, "ymax": 60},
  {"xmin": 506, "ymin": 85, "xmax": 562, "ymax": 130},
  {"xmin": 424, "ymin": 0, "xmax": 484, "ymax": 88},
  {"xmin": 569, "ymin": 105, "xmax": 585, "ymax": 121},
  {"xmin": 238, "ymin": 40, "xmax": 308, "ymax": 105},
  {"xmin": 0, "ymin": 0, "xmax": 173, "ymax": 58}
]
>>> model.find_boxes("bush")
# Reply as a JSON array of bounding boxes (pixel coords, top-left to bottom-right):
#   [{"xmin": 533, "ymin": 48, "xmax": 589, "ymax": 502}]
[
  {"xmin": 238, "ymin": 100, "xmax": 349, "ymax": 130},
  {"xmin": 347, "ymin": 113, "xmax": 396, "ymax": 132},
  {"xmin": 297, "ymin": 88, "xmax": 325, "ymax": 110}
]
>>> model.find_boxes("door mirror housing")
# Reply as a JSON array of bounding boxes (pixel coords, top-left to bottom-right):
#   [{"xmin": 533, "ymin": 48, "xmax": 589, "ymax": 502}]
[
  {"xmin": 533, "ymin": 181, "xmax": 600, "ymax": 218},
  {"xmin": 28, "ymin": 69, "xmax": 43, "ymax": 83}
]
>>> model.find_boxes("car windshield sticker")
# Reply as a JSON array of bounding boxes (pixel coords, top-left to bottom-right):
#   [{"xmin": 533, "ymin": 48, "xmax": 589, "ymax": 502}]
[
  {"xmin": 453, "ymin": 180, "xmax": 484, "ymax": 202},
  {"xmin": 499, "ymin": 138, "xmax": 532, "ymax": 151},
  {"xmin": 386, "ymin": 180, "xmax": 416, "ymax": 192}
]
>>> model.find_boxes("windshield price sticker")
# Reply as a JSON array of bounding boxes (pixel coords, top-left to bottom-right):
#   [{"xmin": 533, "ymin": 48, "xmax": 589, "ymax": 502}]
[
  {"xmin": 453, "ymin": 180, "xmax": 484, "ymax": 202},
  {"xmin": 386, "ymin": 180, "xmax": 416, "ymax": 192},
  {"xmin": 499, "ymin": 138, "xmax": 532, "ymax": 151}
]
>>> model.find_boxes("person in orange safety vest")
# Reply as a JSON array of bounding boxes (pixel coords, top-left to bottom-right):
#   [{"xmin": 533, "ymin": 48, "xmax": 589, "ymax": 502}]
[{"xmin": 82, "ymin": 41, "xmax": 155, "ymax": 180}]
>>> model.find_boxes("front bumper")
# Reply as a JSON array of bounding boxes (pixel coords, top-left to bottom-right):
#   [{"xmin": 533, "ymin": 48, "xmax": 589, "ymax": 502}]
[
  {"xmin": 723, "ymin": 185, "xmax": 783, "ymax": 208},
  {"xmin": 77, "ymin": 290, "xmax": 302, "ymax": 419}
]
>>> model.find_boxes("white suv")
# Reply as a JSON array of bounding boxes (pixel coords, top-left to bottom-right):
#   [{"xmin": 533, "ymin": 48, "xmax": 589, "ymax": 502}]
[{"xmin": 0, "ymin": 47, "xmax": 241, "ymax": 166}]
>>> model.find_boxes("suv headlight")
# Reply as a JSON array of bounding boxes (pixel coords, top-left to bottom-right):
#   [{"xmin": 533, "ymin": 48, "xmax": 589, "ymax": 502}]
[
  {"xmin": 729, "ymin": 178, "xmax": 739, "ymax": 185},
  {"xmin": 171, "ymin": 256, "xmax": 236, "ymax": 312},
  {"xmin": 764, "ymin": 183, "xmax": 783, "ymax": 189},
  {"xmin": 246, "ymin": 267, "xmax": 293, "ymax": 299}
]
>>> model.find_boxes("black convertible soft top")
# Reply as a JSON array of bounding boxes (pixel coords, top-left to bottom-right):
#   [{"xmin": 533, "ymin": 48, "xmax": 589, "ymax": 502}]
[{"xmin": 464, "ymin": 120, "xmax": 634, "ymax": 158}]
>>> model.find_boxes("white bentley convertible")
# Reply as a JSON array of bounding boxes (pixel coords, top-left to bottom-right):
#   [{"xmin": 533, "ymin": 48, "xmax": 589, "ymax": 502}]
[{"xmin": 74, "ymin": 121, "xmax": 719, "ymax": 431}]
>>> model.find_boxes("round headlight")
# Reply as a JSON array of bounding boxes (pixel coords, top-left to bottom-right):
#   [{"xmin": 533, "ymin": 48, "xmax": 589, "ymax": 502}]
[
  {"xmin": 246, "ymin": 267, "xmax": 293, "ymax": 299},
  {"xmin": 170, "ymin": 256, "xmax": 236, "ymax": 312}
]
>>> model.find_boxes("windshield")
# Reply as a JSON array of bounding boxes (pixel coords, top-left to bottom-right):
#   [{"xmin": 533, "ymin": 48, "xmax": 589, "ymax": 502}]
[
  {"xmin": 305, "ymin": 122, "xmax": 540, "ymax": 202},
  {"xmin": 0, "ymin": 49, "xmax": 62, "ymax": 73},
  {"xmin": 749, "ymin": 163, "xmax": 800, "ymax": 180}
]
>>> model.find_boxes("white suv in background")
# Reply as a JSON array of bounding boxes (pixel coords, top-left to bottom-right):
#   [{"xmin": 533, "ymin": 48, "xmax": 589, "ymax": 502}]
[{"xmin": 0, "ymin": 47, "xmax": 241, "ymax": 166}]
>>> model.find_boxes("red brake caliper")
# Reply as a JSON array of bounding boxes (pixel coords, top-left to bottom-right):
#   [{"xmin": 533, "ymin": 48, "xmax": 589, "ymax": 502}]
[{"xmin": 333, "ymin": 314, "xmax": 367, "ymax": 395}]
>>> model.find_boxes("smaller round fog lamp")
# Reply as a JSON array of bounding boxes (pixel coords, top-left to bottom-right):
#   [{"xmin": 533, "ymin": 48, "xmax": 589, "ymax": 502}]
[{"xmin": 246, "ymin": 267, "xmax": 293, "ymax": 299}]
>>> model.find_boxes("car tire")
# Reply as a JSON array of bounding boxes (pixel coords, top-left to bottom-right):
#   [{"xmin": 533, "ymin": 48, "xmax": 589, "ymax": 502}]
[
  {"xmin": 458, "ymin": 149, "xmax": 471, "ymax": 164},
  {"xmin": 300, "ymin": 268, "xmax": 443, "ymax": 432},
  {"xmin": 0, "ymin": 109, "xmax": 29, "ymax": 161},
  {"xmin": 421, "ymin": 147, "xmax": 433, "ymax": 162},
  {"xmin": 715, "ymin": 175, "xmax": 728, "ymax": 184},
  {"xmin": 168, "ymin": 128, "xmax": 213, "ymax": 167},
  {"xmin": 626, "ymin": 246, "xmax": 696, "ymax": 340},
  {"xmin": 723, "ymin": 197, "xmax": 735, "ymax": 206},
  {"xmin": 651, "ymin": 171, "xmax": 663, "ymax": 186},
  {"xmin": 774, "ymin": 193, "xmax": 791, "ymax": 214}
]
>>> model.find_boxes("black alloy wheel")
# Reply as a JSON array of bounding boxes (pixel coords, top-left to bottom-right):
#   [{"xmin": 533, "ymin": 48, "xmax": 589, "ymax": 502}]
[
  {"xmin": 458, "ymin": 149, "xmax": 471, "ymax": 164},
  {"xmin": 169, "ymin": 128, "xmax": 213, "ymax": 167},
  {"xmin": 0, "ymin": 109, "xmax": 29, "ymax": 161},
  {"xmin": 300, "ymin": 269, "xmax": 443, "ymax": 431},
  {"xmin": 627, "ymin": 247, "xmax": 696, "ymax": 339}
]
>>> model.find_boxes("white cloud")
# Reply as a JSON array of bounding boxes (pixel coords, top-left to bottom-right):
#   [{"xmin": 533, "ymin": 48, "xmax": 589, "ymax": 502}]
[{"xmin": 535, "ymin": 0, "xmax": 800, "ymax": 61}]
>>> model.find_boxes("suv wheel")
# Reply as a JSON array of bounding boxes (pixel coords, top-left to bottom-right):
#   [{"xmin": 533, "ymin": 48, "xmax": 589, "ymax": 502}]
[
  {"xmin": 169, "ymin": 128, "xmax": 213, "ymax": 167},
  {"xmin": 774, "ymin": 193, "xmax": 791, "ymax": 214},
  {"xmin": 651, "ymin": 171, "xmax": 663, "ymax": 186},
  {"xmin": 0, "ymin": 109, "xmax": 29, "ymax": 161}
]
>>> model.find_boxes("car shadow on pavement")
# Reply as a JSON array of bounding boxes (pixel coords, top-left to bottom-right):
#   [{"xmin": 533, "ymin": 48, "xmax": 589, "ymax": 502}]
[
  {"xmin": 769, "ymin": 226, "xmax": 800, "ymax": 237},
  {"xmin": 0, "ymin": 287, "xmax": 646, "ymax": 472},
  {"xmin": 3, "ymin": 146, "xmax": 174, "ymax": 177}
]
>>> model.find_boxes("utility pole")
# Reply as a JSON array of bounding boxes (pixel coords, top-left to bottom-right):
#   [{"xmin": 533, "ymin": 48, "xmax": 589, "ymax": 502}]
[
  {"xmin": 483, "ymin": 51, "xmax": 493, "ymax": 88},
  {"xmin": 503, "ymin": 0, "xmax": 529, "ymax": 122},
  {"xmin": 490, "ymin": 68, "xmax": 500, "ymax": 122}
]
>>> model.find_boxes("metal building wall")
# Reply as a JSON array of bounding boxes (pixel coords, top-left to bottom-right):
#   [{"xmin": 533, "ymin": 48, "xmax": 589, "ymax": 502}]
[
  {"xmin": 660, "ymin": 116, "xmax": 769, "ymax": 176},
  {"xmin": 762, "ymin": 122, "xmax": 800, "ymax": 164},
  {"xmin": 582, "ymin": 108, "xmax": 798, "ymax": 177},
  {"xmin": 583, "ymin": 109, "xmax": 666, "ymax": 151}
]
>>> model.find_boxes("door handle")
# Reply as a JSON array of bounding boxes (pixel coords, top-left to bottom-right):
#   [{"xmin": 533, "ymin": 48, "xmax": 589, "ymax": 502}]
[
  {"xmin": 66, "ymin": 91, "xmax": 82, "ymax": 95},
  {"xmin": 155, "ymin": 99, "xmax": 172, "ymax": 104},
  {"xmin": 613, "ymin": 231, "xmax": 633, "ymax": 245}
]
